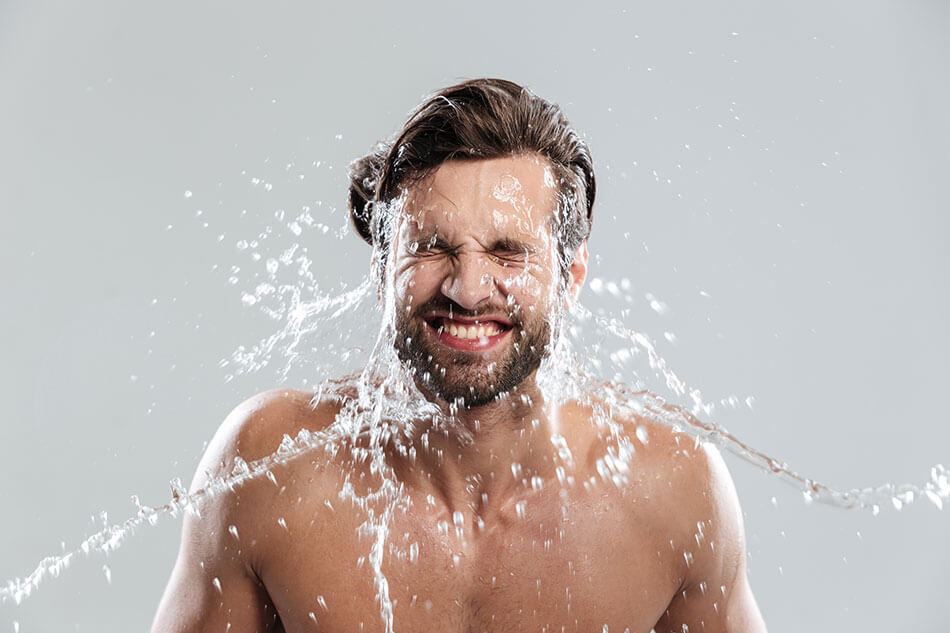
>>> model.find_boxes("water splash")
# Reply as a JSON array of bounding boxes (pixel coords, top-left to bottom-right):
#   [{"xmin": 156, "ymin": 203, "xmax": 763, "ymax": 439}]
[
  {"xmin": 2, "ymin": 193, "xmax": 947, "ymax": 631},
  {"xmin": 3, "ymin": 268, "xmax": 947, "ymax": 610}
]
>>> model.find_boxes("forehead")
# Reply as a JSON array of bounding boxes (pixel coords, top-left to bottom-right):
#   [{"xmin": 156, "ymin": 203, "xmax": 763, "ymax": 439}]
[{"xmin": 400, "ymin": 155, "xmax": 558, "ymax": 239}]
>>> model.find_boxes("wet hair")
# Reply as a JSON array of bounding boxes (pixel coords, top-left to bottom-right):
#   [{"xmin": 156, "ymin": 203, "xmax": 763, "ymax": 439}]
[{"xmin": 347, "ymin": 78, "xmax": 595, "ymax": 275}]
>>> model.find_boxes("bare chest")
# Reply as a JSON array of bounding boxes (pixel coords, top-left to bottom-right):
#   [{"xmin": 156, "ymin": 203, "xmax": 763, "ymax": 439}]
[{"xmin": 260, "ymin": 485, "xmax": 683, "ymax": 633}]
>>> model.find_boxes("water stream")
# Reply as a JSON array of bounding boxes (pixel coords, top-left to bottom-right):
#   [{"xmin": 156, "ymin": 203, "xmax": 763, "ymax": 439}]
[{"xmin": 3, "ymin": 227, "xmax": 947, "ymax": 617}]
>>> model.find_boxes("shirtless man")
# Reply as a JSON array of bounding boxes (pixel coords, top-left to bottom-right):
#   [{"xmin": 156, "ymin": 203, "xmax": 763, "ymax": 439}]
[{"xmin": 151, "ymin": 78, "xmax": 767, "ymax": 633}]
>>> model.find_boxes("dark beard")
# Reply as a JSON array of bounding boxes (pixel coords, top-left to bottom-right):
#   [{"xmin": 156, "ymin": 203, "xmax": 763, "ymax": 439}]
[{"xmin": 393, "ymin": 299, "xmax": 551, "ymax": 408}]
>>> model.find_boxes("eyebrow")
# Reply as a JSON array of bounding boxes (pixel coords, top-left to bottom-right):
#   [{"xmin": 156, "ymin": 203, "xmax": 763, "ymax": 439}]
[
  {"xmin": 417, "ymin": 233, "xmax": 451, "ymax": 248},
  {"xmin": 486, "ymin": 237, "xmax": 534, "ymax": 253}
]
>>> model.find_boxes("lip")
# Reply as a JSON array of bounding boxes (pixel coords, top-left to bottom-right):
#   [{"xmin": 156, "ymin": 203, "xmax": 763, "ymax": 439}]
[
  {"xmin": 423, "ymin": 314, "xmax": 513, "ymax": 352},
  {"xmin": 424, "ymin": 310, "xmax": 513, "ymax": 328}
]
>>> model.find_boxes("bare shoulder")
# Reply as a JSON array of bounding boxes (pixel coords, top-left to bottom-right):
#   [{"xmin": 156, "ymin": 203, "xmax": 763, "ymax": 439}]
[
  {"xmin": 612, "ymin": 398, "xmax": 744, "ymax": 554},
  {"xmin": 184, "ymin": 387, "xmax": 353, "ymax": 574},
  {"xmin": 592, "ymin": 393, "xmax": 765, "ymax": 631},
  {"xmin": 568, "ymin": 390, "xmax": 747, "ymax": 578},
  {"xmin": 151, "ymin": 389, "xmax": 347, "ymax": 632},
  {"xmin": 568, "ymin": 390, "xmax": 721, "ymax": 490},
  {"xmin": 192, "ymin": 387, "xmax": 342, "ymax": 487}
]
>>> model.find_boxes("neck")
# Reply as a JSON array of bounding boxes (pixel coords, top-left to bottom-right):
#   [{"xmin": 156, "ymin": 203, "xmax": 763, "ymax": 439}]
[{"xmin": 407, "ymin": 378, "xmax": 563, "ymax": 515}]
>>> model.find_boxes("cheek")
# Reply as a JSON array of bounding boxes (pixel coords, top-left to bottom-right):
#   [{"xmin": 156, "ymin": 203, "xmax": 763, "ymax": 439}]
[
  {"xmin": 496, "ymin": 263, "xmax": 554, "ymax": 306},
  {"xmin": 498, "ymin": 240, "xmax": 560, "ymax": 302}
]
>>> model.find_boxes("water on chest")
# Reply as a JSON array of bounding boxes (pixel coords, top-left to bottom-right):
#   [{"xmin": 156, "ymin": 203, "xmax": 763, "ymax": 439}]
[
  {"xmin": 376, "ymin": 494, "xmax": 675, "ymax": 633},
  {"xmin": 267, "ymin": 485, "xmax": 679, "ymax": 633}
]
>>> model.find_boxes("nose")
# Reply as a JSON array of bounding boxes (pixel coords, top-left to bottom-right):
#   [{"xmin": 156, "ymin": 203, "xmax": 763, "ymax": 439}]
[{"xmin": 440, "ymin": 250, "xmax": 495, "ymax": 310}]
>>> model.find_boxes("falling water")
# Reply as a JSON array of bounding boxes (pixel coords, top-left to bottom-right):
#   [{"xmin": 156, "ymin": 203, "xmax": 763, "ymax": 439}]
[{"xmin": 2, "ymin": 188, "xmax": 947, "ymax": 633}]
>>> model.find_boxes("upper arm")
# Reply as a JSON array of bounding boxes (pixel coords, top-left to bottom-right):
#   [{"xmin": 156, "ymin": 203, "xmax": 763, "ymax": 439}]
[
  {"xmin": 151, "ymin": 390, "xmax": 317, "ymax": 633},
  {"xmin": 655, "ymin": 444, "xmax": 767, "ymax": 633},
  {"xmin": 150, "ymin": 503, "xmax": 278, "ymax": 633}
]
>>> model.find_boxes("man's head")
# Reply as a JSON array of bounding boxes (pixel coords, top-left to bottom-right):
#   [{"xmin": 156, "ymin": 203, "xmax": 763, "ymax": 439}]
[
  {"xmin": 348, "ymin": 78, "xmax": 595, "ymax": 278},
  {"xmin": 347, "ymin": 79, "xmax": 596, "ymax": 407}
]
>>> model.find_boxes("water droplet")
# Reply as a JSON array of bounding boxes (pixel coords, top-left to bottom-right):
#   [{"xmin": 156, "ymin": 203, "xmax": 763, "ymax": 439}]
[
  {"xmin": 231, "ymin": 457, "xmax": 250, "ymax": 476},
  {"xmin": 924, "ymin": 490, "xmax": 943, "ymax": 510},
  {"xmin": 169, "ymin": 477, "xmax": 187, "ymax": 500},
  {"xmin": 646, "ymin": 292, "xmax": 668, "ymax": 314},
  {"xmin": 515, "ymin": 500, "xmax": 527, "ymax": 520},
  {"xmin": 635, "ymin": 425, "xmax": 649, "ymax": 444}
]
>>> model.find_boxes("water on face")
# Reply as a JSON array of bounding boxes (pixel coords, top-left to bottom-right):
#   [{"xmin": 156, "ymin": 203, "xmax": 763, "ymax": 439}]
[{"xmin": 2, "ymin": 174, "xmax": 948, "ymax": 632}]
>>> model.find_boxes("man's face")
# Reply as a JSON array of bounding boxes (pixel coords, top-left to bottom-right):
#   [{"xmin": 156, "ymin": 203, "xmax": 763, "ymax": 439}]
[{"xmin": 388, "ymin": 155, "xmax": 583, "ymax": 408}]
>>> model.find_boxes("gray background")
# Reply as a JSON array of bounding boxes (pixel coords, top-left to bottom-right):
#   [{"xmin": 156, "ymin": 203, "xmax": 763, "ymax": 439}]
[{"xmin": 1, "ymin": 1, "xmax": 948, "ymax": 631}]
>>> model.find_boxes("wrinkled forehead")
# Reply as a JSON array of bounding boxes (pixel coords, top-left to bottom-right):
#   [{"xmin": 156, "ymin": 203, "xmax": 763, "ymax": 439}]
[{"xmin": 397, "ymin": 155, "xmax": 559, "ymax": 242}]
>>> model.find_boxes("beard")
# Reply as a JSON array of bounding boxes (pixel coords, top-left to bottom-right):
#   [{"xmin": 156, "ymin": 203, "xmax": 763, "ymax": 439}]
[{"xmin": 393, "ymin": 297, "xmax": 552, "ymax": 408}]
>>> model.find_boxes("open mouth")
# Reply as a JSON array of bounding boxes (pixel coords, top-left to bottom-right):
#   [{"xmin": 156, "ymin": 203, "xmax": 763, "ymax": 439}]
[{"xmin": 424, "ymin": 315, "xmax": 514, "ymax": 350}]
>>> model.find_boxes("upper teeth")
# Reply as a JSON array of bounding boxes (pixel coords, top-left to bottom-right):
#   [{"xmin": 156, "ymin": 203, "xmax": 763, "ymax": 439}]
[{"xmin": 445, "ymin": 321, "xmax": 501, "ymax": 339}]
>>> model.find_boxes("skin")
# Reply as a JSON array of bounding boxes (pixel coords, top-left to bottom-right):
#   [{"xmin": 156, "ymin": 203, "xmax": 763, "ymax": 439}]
[{"xmin": 151, "ymin": 156, "xmax": 767, "ymax": 633}]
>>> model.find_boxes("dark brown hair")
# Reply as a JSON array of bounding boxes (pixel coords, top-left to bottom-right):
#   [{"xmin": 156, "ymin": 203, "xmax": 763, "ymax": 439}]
[{"xmin": 347, "ymin": 78, "xmax": 595, "ymax": 271}]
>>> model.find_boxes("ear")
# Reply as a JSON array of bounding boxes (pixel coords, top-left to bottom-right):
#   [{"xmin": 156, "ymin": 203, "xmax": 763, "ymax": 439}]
[{"xmin": 565, "ymin": 241, "xmax": 588, "ymax": 304}]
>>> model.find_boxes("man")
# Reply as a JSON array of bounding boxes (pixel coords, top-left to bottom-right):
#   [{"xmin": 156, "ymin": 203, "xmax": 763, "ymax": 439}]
[{"xmin": 152, "ymin": 78, "xmax": 767, "ymax": 633}]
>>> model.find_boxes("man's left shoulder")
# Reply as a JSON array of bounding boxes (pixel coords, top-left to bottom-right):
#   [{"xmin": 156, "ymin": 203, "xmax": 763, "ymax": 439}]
[
  {"xmin": 562, "ymin": 392, "xmax": 743, "ymax": 516},
  {"xmin": 585, "ymin": 394, "xmax": 765, "ymax": 629},
  {"xmin": 603, "ymin": 404, "xmax": 743, "ymax": 530},
  {"xmin": 632, "ymin": 415, "xmax": 747, "ymax": 572}
]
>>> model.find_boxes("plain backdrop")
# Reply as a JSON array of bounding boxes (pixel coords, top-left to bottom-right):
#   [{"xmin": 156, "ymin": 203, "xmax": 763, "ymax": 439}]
[{"xmin": 1, "ymin": 1, "xmax": 948, "ymax": 631}]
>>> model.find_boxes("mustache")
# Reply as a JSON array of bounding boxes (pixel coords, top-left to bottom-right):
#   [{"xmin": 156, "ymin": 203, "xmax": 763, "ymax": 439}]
[{"xmin": 409, "ymin": 296, "xmax": 521, "ymax": 323}]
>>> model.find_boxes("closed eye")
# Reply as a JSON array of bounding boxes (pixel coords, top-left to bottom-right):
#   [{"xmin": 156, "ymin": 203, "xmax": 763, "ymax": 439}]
[
  {"xmin": 489, "ymin": 249, "xmax": 528, "ymax": 263},
  {"xmin": 409, "ymin": 236, "xmax": 455, "ymax": 257},
  {"xmin": 486, "ymin": 239, "xmax": 532, "ymax": 263}
]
